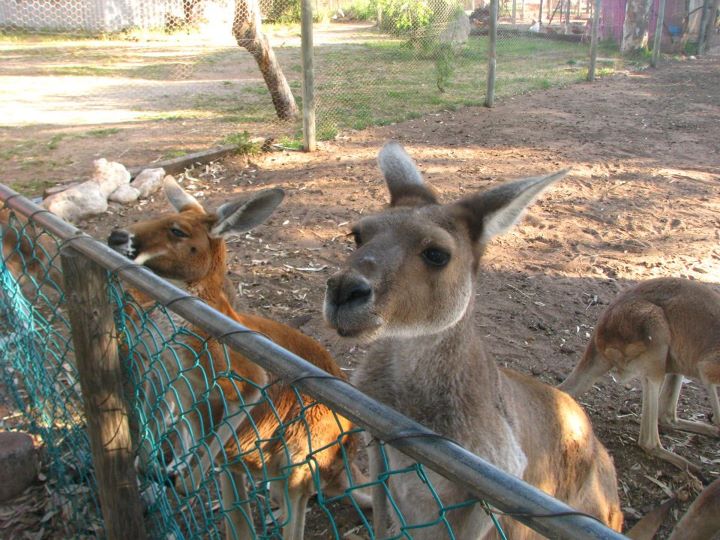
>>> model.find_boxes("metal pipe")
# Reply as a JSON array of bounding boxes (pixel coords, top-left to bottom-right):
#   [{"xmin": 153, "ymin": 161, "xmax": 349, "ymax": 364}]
[{"xmin": 0, "ymin": 185, "xmax": 627, "ymax": 540}]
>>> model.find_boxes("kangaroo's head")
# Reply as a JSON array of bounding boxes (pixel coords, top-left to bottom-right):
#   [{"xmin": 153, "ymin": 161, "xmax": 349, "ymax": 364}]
[{"xmin": 324, "ymin": 141, "xmax": 567, "ymax": 341}]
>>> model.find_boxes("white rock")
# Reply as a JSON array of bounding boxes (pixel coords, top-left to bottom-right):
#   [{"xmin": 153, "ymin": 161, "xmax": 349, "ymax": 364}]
[
  {"xmin": 91, "ymin": 158, "xmax": 131, "ymax": 198},
  {"xmin": 109, "ymin": 184, "xmax": 141, "ymax": 204},
  {"xmin": 440, "ymin": 12, "xmax": 471, "ymax": 45},
  {"xmin": 43, "ymin": 181, "xmax": 108, "ymax": 223},
  {"xmin": 132, "ymin": 167, "xmax": 165, "ymax": 198}
]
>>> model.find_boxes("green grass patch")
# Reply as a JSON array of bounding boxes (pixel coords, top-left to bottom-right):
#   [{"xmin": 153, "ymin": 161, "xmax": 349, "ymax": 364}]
[
  {"xmin": 162, "ymin": 149, "xmax": 188, "ymax": 159},
  {"xmin": 10, "ymin": 178, "xmax": 57, "ymax": 197},
  {"xmin": 222, "ymin": 131, "xmax": 263, "ymax": 155},
  {"xmin": 311, "ymin": 33, "xmax": 625, "ymax": 134},
  {"xmin": 276, "ymin": 136, "xmax": 304, "ymax": 150},
  {"xmin": 47, "ymin": 134, "xmax": 66, "ymax": 150},
  {"xmin": 83, "ymin": 128, "xmax": 121, "ymax": 138}
]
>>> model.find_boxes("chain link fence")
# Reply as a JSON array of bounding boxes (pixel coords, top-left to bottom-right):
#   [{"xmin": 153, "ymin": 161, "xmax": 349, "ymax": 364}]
[
  {"xmin": 3, "ymin": 0, "xmax": 716, "ymax": 197},
  {"xmin": 0, "ymin": 0, "xmax": 305, "ymax": 194},
  {"xmin": 0, "ymin": 185, "xmax": 625, "ymax": 539}
]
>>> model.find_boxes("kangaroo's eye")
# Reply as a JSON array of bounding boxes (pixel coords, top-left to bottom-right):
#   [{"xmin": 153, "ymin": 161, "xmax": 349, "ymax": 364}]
[
  {"xmin": 421, "ymin": 248, "xmax": 450, "ymax": 267},
  {"xmin": 170, "ymin": 227, "xmax": 189, "ymax": 238}
]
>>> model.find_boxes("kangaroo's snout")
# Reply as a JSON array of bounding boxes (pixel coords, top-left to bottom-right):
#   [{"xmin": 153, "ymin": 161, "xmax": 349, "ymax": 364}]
[
  {"xmin": 108, "ymin": 229, "xmax": 137, "ymax": 258},
  {"xmin": 325, "ymin": 272, "xmax": 379, "ymax": 338},
  {"xmin": 327, "ymin": 274, "xmax": 372, "ymax": 310}
]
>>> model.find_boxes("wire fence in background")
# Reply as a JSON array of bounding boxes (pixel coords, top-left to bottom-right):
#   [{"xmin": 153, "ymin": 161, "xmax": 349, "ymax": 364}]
[
  {"xmin": 0, "ymin": 185, "xmax": 626, "ymax": 539},
  {"xmin": 3, "ymin": 0, "xmax": 715, "ymax": 197}
]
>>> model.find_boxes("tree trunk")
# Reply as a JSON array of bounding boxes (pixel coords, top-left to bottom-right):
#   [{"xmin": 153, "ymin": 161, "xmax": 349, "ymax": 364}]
[
  {"xmin": 622, "ymin": 0, "xmax": 653, "ymax": 52},
  {"xmin": 233, "ymin": 0, "xmax": 299, "ymax": 120}
]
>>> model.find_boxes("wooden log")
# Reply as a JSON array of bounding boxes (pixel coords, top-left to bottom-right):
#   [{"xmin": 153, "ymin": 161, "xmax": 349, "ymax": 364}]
[
  {"xmin": 127, "ymin": 144, "xmax": 238, "ymax": 178},
  {"xmin": 61, "ymin": 248, "xmax": 146, "ymax": 540}
]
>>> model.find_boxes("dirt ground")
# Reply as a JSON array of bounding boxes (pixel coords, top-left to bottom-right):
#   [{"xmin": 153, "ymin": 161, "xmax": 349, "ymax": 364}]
[{"xmin": 4, "ymin": 52, "xmax": 720, "ymax": 538}]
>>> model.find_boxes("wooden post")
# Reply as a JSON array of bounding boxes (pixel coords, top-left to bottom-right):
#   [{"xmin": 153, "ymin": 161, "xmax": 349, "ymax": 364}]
[
  {"xmin": 651, "ymin": 0, "xmax": 667, "ymax": 66},
  {"xmin": 61, "ymin": 249, "xmax": 146, "ymax": 540},
  {"xmin": 486, "ymin": 0, "xmax": 498, "ymax": 107},
  {"xmin": 538, "ymin": 0, "xmax": 544, "ymax": 25},
  {"xmin": 512, "ymin": 0, "xmax": 517, "ymax": 25},
  {"xmin": 587, "ymin": 0, "xmax": 601, "ymax": 80},
  {"xmin": 697, "ymin": 0, "xmax": 711, "ymax": 55},
  {"xmin": 301, "ymin": 0, "xmax": 316, "ymax": 152}
]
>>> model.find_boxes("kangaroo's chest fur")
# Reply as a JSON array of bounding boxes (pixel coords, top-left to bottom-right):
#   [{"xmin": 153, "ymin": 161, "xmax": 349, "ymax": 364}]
[{"xmin": 352, "ymin": 331, "xmax": 528, "ymax": 475}]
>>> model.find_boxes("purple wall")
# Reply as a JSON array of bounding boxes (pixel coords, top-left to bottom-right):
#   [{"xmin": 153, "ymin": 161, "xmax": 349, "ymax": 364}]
[{"xmin": 600, "ymin": 0, "xmax": 696, "ymax": 46}]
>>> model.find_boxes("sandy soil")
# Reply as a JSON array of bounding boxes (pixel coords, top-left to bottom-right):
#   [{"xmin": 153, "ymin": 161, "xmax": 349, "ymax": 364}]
[{"xmin": 3, "ymin": 52, "xmax": 720, "ymax": 538}]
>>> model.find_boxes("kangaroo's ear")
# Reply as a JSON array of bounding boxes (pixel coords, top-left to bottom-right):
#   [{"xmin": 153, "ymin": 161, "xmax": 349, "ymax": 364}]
[
  {"xmin": 455, "ymin": 169, "xmax": 569, "ymax": 245},
  {"xmin": 378, "ymin": 141, "xmax": 438, "ymax": 207},
  {"xmin": 164, "ymin": 175, "xmax": 204, "ymax": 213},
  {"xmin": 210, "ymin": 188, "xmax": 285, "ymax": 237}
]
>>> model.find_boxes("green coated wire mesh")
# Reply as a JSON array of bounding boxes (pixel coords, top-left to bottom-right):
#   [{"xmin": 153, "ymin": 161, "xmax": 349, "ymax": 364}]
[
  {"xmin": 0, "ymin": 201, "xmax": 508, "ymax": 539},
  {"xmin": 0, "ymin": 210, "xmax": 104, "ymax": 538}
]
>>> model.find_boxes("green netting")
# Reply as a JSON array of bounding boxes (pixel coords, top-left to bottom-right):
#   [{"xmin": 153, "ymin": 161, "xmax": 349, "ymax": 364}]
[
  {"xmin": 1, "ymin": 211, "xmax": 103, "ymax": 537},
  {"xmin": 1, "ymin": 203, "xmax": 508, "ymax": 539}
]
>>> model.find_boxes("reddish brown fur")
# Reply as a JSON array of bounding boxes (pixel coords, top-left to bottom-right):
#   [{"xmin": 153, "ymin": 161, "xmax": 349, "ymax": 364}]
[
  {"xmin": 1, "ymin": 206, "xmax": 62, "ymax": 291},
  {"xmin": 113, "ymin": 183, "xmax": 368, "ymax": 540}
]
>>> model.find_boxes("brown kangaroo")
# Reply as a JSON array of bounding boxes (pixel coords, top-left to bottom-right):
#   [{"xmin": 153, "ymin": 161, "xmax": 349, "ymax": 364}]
[
  {"xmin": 559, "ymin": 277, "xmax": 720, "ymax": 473},
  {"xmin": 324, "ymin": 141, "xmax": 623, "ymax": 539},
  {"xmin": 109, "ymin": 176, "xmax": 369, "ymax": 540}
]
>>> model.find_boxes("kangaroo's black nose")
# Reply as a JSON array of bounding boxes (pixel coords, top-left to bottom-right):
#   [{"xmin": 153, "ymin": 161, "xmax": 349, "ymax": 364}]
[
  {"xmin": 108, "ymin": 229, "xmax": 138, "ymax": 258},
  {"xmin": 330, "ymin": 275, "xmax": 372, "ymax": 308},
  {"xmin": 108, "ymin": 229, "xmax": 130, "ymax": 248}
]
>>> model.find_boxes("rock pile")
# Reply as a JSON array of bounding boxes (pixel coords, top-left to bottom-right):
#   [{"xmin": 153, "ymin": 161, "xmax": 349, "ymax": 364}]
[{"xmin": 42, "ymin": 160, "xmax": 166, "ymax": 223}]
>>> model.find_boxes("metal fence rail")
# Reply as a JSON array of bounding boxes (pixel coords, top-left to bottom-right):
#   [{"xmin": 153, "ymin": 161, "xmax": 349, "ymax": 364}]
[{"xmin": 1, "ymin": 182, "xmax": 626, "ymax": 539}]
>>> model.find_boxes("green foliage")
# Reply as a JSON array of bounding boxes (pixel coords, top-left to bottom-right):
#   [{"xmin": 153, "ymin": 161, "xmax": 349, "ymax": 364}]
[
  {"xmin": 433, "ymin": 42, "xmax": 455, "ymax": 92},
  {"xmin": 223, "ymin": 130, "xmax": 262, "ymax": 155},
  {"xmin": 377, "ymin": 0, "xmax": 436, "ymax": 34},
  {"xmin": 683, "ymin": 41, "xmax": 699, "ymax": 55},
  {"xmin": 342, "ymin": 0, "xmax": 378, "ymax": 21},
  {"xmin": 317, "ymin": 123, "xmax": 339, "ymax": 140},
  {"xmin": 276, "ymin": 135, "xmax": 304, "ymax": 150},
  {"xmin": 264, "ymin": 0, "xmax": 302, "ymax": 24}
]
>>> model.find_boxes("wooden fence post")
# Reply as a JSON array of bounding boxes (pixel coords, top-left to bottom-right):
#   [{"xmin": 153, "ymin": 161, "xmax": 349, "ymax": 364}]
[
  {"xmin": 61, "ymin": 248, "xmax": 146, "ymax": 540},
  {"xmin": 651, "ymin": 0, "xmax": 667, "ymax": 66},
  {"xmin": 698, "ymin": 0, "xmax": 711, "ymax": 55},
  {"xmin": 485, "ymin": 0, "xmax": 498, "ymax": 107},
  {"xmin": 587, "ymin": 0, "xmax": 601, "ymax": 81},
  {"xmin": 301, "ymin": 0, "xmax": 316, "ymax": 152}
]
